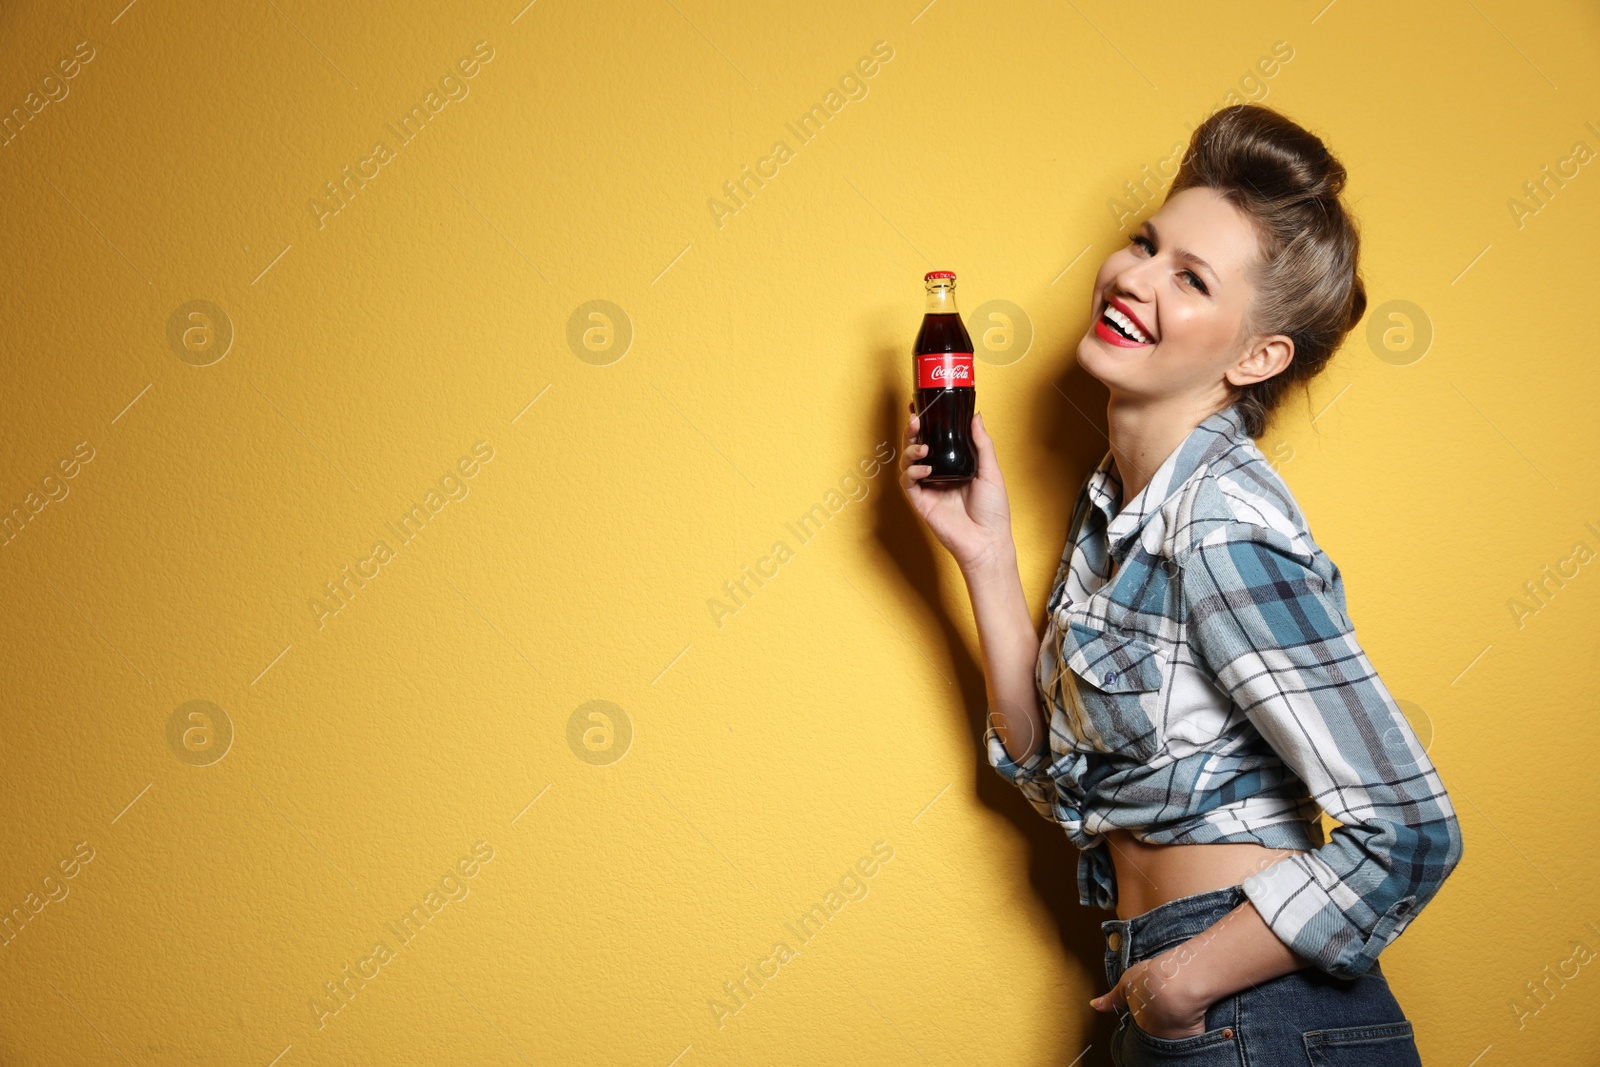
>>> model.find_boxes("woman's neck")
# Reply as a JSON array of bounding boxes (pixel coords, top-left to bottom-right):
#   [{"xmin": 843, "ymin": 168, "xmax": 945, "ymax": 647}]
[{"xmin": 1106, "ymin": 395, "xmax": 1228, "ymax": 513}]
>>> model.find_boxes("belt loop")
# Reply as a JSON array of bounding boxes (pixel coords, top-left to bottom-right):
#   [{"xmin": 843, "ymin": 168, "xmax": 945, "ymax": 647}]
[{"xmin": 1103, "ymin": 920, "xmax": 1131, "ymax": 983}]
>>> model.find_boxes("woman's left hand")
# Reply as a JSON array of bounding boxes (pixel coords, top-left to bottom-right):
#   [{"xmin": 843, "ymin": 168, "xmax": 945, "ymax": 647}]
[{"xmin": 1090, "ymin": 948, "xmax": 1213, "ymax": 1040}]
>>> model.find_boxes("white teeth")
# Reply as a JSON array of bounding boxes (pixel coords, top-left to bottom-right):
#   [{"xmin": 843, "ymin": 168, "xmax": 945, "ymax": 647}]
[{"xmin": 1103, "ymin": 305, "xmax": 1152, "ymax": 343}]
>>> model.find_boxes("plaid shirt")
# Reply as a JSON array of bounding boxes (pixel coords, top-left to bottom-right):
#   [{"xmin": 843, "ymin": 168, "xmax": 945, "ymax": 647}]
[{"xmin": 985, "ymin": 401, "xmax": 1464, "ymax": 980}]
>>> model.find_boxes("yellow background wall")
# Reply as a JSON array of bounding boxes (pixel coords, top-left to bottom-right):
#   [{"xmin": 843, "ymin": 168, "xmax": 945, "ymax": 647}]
[{"xmin": 2, "ymin": 0, "xmax": 1597, "ymax": 1063}]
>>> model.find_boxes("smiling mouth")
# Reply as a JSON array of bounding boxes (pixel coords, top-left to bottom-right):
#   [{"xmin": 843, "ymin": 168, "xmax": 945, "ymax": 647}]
[{"xmin": 1100, "ymin": 302, "xmax": 1154, "ymax": 344}]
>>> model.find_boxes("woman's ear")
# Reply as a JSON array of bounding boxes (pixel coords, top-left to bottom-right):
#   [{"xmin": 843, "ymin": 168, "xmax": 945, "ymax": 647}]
[{"xmin": 1225, "ymin": 334, "xmax": 1294, "ymax": 387}]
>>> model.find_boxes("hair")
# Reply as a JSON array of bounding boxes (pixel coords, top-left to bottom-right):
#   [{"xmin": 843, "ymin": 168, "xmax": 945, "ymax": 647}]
[{"xmin": 1166, "ymin": 103, "xmax": 1367, "ymax": 439}]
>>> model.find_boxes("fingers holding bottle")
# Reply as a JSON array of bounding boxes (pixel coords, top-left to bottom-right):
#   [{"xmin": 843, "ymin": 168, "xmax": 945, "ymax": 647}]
[
  {"xmin": 901, "ymin": 411, "xmax": 930, "ymax": 487},
  {"xmin": 956, "ymin": 410, "xmax": 1016, "ymax": 559},
  {"xmin": 970, "ymin": 411, "xmax": 1004, "ymax": 487}
]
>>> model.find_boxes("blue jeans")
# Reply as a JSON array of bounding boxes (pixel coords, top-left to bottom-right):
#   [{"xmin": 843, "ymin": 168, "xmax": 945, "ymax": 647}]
[{"xmin": 1102, "ymin": 883, "xmax": 1424, "ymax": 1066}]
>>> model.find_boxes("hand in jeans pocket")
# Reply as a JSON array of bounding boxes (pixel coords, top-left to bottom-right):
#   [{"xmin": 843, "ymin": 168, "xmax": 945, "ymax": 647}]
[{"xmin": 1093, "ymin": 943, "xmax": 1217, "ymax": 1041}]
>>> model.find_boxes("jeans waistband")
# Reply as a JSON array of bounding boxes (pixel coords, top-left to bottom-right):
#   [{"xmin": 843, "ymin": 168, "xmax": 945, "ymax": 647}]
[{"xmin": 1102, "ymin": 883, "xmax": 1249, "ymax": 982}]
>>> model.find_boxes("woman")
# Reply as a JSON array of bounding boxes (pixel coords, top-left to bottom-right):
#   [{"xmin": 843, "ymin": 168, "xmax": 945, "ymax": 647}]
[{"xmin": 900, "ymin": 104, "xmax": 1464, "ymax": 1065}]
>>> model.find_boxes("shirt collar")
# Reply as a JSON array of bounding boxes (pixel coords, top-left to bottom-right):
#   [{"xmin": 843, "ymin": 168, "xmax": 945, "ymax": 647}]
[{"xmin": 1086, "ymin": 401, "xmax": 1251, "ymax": 557}]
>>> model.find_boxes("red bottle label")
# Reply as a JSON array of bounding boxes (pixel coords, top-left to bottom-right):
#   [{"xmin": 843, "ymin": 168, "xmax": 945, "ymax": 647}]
[{"xmin": 916, "ymin": 352, "xmax": 975, "ymax": 389}]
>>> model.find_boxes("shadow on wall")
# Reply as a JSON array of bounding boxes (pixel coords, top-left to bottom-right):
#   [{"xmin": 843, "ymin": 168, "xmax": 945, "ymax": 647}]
[{"xmin": 864, "ymin": 307, "xmax": 1120, "ymax": 1059}]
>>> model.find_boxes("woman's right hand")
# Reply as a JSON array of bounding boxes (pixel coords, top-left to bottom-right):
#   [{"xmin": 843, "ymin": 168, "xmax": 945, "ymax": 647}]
[{"xmin": 900, "ymin": 402, "xmax": 1016, "ymax": 575}]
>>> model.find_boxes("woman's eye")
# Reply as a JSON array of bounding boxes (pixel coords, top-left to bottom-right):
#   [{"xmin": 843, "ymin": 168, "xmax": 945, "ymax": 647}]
[{"xmin": 1131, "ymin": 234, "xmax": 1208, "ymax": 294}]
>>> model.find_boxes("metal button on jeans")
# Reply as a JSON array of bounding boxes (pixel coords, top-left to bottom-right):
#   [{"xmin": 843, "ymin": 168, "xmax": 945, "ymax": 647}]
[{"xmin": 1107, "ymin": 930, "xmax": 1121, "ymax": 951}]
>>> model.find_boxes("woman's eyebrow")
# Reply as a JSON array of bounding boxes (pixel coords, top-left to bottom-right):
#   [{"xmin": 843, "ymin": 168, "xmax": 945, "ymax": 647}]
[{"xmin": 1142, "ymin": 221, "xmax": 1219, "ymax": 284}]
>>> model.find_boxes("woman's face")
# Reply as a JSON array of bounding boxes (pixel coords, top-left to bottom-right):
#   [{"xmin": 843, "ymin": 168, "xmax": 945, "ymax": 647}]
[{"xmin": 1077, "ymin": 185, "xmax": 1286, "ymax": 406}]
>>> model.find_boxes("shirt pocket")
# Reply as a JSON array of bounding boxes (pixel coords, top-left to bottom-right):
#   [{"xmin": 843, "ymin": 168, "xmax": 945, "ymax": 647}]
[{"xmin": 1054, "ymin": 619, "xmax": 1168, "ymax": 762}]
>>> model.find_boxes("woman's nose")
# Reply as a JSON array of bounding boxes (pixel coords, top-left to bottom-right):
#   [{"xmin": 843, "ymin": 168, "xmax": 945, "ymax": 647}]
[{"xmin": 1112, "ymin": 262, "xmax": 1156, "ymax": 298}]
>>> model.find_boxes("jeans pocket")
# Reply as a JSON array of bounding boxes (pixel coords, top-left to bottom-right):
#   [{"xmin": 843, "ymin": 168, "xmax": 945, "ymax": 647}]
[
  {"xmin": 1303, "ymin": 1019, "xmax": 1422, "ymax": 1067},
  {"xmin": 1118, "ymin": 1008, "xmax": 1243, "ymax": 1064}
]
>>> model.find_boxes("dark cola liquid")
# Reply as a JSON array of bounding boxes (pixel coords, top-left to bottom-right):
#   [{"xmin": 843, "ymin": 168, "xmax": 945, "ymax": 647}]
[{"xmin": 913, "ymin": 312, "xmax": 977, "ymax": 484}]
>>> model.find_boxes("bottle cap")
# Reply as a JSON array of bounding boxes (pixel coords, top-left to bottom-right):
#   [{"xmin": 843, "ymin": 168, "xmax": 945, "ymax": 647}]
[{"xmin": 924, "ymin": 271, "xmax": 957, "ymax": 280}]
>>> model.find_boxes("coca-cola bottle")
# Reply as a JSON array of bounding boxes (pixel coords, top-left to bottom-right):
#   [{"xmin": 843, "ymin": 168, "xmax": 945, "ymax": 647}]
[{"xmin": 912, "ymin": 270, "xmax": 977, "ymax": 484}]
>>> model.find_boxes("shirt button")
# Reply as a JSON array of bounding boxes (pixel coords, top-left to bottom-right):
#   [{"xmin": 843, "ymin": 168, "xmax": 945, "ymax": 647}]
[{"xmin": 1106, "ymin": 931, "xmax": 1122, "ymax": 951}]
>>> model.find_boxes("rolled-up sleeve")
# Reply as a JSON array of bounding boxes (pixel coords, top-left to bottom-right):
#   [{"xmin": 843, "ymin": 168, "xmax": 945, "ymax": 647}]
[
  {"xmin": 1178, "ymin": 521, "xmax": 1465, "ymax": 979},
  {"xmin": 984, "ymin": 716, "xmax": 1060, "ymax": 825}
]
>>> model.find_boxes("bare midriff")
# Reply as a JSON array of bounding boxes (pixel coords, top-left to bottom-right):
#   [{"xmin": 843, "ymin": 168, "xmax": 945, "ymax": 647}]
[{"xmin": 1103, "ymin": 827, "xmax": 1310, "ymax": 920}]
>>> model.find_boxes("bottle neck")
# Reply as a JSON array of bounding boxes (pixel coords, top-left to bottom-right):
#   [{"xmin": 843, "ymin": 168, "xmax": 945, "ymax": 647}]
[{"xmin": 924, "ymin": 283, "xmax": 959, "ymax": 314}]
